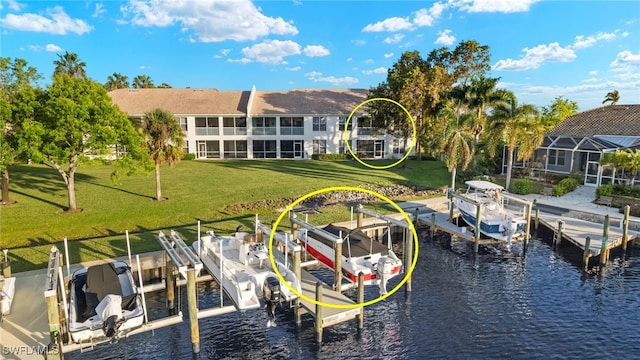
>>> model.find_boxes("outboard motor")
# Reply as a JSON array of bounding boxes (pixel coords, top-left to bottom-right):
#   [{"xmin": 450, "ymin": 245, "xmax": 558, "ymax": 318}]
[
  {"xmin": 96, "ymin": 294, "xmax": 124, "ymax": 340},
  {"xmin": 263, "ymin": 276, "xmax": 281, "ymax": 327},
  {"xmin": 377, "ymin": 257, "xmax": 394, "ymax": 296}
]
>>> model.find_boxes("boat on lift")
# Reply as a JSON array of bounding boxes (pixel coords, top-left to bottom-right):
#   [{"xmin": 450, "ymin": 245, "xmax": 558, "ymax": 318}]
[
  {"xmin": 296, "ymin": 223, "xmax": 402, "ymax": 287},
  {"xmin": 193, "ymin": 229, "xmax": 301, "ymax": 311},
  {"xmin": 454, "ymin": 180, "xmax": 528, "ymax": 241},
  {"xmin": 68, "ymin": 262, "xmax": 145, "ymax": 343}
]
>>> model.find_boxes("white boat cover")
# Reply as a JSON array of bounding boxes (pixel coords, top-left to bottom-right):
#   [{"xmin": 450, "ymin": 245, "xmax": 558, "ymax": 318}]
[{"xmin": 95, "ymin": 294, "xmax": 123, "ymax": 322}]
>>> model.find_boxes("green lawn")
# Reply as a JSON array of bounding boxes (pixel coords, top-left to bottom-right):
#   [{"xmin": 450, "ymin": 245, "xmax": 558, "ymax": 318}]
[{"xmin": 0, "ymin": 159, "xmax": 451, "ymax": 272}]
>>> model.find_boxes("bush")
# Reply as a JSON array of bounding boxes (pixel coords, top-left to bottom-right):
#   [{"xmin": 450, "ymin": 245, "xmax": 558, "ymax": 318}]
[
  {"xmin": 558, "ymin": 177, "xmax": 578, "ymax": 192},
  {"xmin": 182, "ymin": 153, "xmax": 196, "ymax": 160},
  {"xmin": 311, "ymin": 153, "xmax": 352, "ymax": 160},
  {"xmin": 596, "ymin": 183, "xmax": 614, "ymax": 197},
  {"xmin": 510, "ymin": 178, "xmax": 533, "ymax": 194}
]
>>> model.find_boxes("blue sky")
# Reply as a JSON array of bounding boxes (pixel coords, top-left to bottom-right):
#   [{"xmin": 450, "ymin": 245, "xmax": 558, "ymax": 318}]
[{"xmin": 1, "ymin": 0, "xmax": 639, "ymax": 111}]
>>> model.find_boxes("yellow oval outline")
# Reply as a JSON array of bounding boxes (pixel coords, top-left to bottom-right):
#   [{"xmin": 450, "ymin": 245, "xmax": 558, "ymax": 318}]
[
  {"xmin": 343, "ymin": 97, "xmax": 417, "ymax": 170},
  {"xmin": 268, "ymin": 186, "xmax": 419, "ymax": 309}
]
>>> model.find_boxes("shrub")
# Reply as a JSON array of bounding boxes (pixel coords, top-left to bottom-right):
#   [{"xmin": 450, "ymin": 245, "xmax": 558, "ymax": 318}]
[
  {"xmin": 558, "ymin": 177, "xmax": 578, "ymax": 192},
  {"xmin": 510, "ymin": 178, "xmax": 532, "ymax": 195},
  {"xmin": 182, "ymin": 153, "xmax": 196, "ymax": 160},
  {"xmin": 596, "ymin": 183, "xmax": 614, "ymax": 197},
  {"xmin": 311, "ymin": 153, "xmax": 352, "ymax": 160}
]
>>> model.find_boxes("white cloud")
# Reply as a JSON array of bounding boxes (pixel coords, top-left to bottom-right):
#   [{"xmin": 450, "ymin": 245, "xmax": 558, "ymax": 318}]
[
  {"xmin": 413, "ymin": 2, "xmax": 446, "ymax": 27},
  {"xmin": 364, "ymin": 59, "xmax": 374, "ymax": 64},
  {"xmin": 286, "ymin": 66, "xmax": 301, "ymax": 71},
  {"xmin": 384, "ymin": 52, "xmax": 394, "ymax": 59},
  {"xmin": 29, "ymin": 43, "xmax": 63, "ymax": 52},
  {"xmin": 589, "ymin": 70, "xmax": 598, "ymax": 75},
  {"xmin": 305, "ymin": 71, "xmax": 359, "ymax": 86},
  {"xmin": 492, "ymin": 42, "xmax": 576, "ymax": 71},
  {"xmin": 362, "ymin": 17, "xmax": 413, "ymax": 32},
  {"xmin": 384, "ymin": 34, "xmax": 404, "ymax": 44},
  {"xmin": 213, "ymin": 48, "xmax": 231, "ymax": 59},
  {"xmin": 610, "ymin": 50, "xmax": 640, "ymax": 68},
  {"xmin": 93, "ymin": 3, "xmax": 106, "ymax": 18},
  {"xmin": 434, "ymin": 29, "xmax": 455, "ymax": 45},
  {"xmin": 303, "ymin": 45, "xmax": 330, "ymax": 57},
  {"xmin": 362, "ymin": 67, "xmax": 387, "ymax": 75},
  {"xmin": 0, "ymin": 0, "xmax": 25, "ymax": 11},
  {"xmin": 571, "ymin": 31, "xmax": 617, "ymax": 49},
  {"xmin": 346, "ymin": 57, "xmax": 353, "ymax": 62},
  {"xmin": 454, "ymin": 0, "xmax": 540, "ymax": 13},
  {"xmin": 353, "ymin": 39, "xmax": 366, "ymax": 46},
  {"xmin": 120, "ymin": 0, "xmax": 298, "ymax": 42},
  {"xmin": 1, "ymin": 6, "xmax": 93, "ymax": 35},
  {"xmin": 241, "ymin": 39, "xmax": 301, "ymax": 64},
  {"xmin": 227, "ymin": 58, "xmax": 252, "ymax": 64}
]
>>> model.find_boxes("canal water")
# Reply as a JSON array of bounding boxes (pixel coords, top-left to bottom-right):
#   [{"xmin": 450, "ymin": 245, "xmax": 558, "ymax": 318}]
[{"xmin": 67, "ymin": 234, "xmax": 640, "ymax": 359}]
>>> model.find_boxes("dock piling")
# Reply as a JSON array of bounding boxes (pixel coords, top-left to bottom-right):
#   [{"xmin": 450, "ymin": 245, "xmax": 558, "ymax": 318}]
[
  {"xmin": 187, "ymin": 269, "xmax": 200, "ymax": 354},
  {"xmin": 44, "ymin": 246, "xmax": 63, "ymax": 360},
  {"xmin": 357, "ymin": 272, "xmax": 364, "ymax": 329},
  {"xmin": 430, "ymin": 213, "xmax": 436, "ymax": 241},
  {"xmin": 333, "ymin": 238, "xmax": 343, "ymax": 292},
  {"xmin": 555, "ymin": 221, "xmax": 563, "ymax": 249},
  {"xmin": 166, "ymin": 254, "xmax": 175, "ymax": 310},
  {"xmin": 583, "ymin": 236, "xmax": 591, "ymax": 271},
  {"xmin": 474, "ymin": 202, "xmax": 481, "ymax": 253},
  {"xmin": 622, "ymin": 205, "xmax": 630, "ymax": 252},
  {"xmin": 315, "ymin": 281, "xmax": 323, "ymax": 344},
  {"xmin": 600, "ymin": 215, "xmax": 610, "ymax": 265}
]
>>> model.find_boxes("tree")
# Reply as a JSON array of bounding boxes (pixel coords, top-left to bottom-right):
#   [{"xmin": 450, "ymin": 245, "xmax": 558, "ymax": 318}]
[
  {"xmin": 437, "ymin": 102, "xmax": 475, "ymax": 189},
  {"xmin": 157, "ymin": 83, "xmax": 172, "ymax": 88},
  {"xmin": 138, "ymin": 108, "xmax": 184, "ymax": 201},
  {"xmin": 541, "ymin": 96, "xmax": 578, "ymax": 131},
  {"xmin": 53, "ymin": 51, "xmax": 86, "ymax": 78},
  {"xmin": 38, "ymin": 75, "xmax": 148, "ymax": 211},
  {"xmin": 600, "ymin": 149, "xmax": 640, "ymax": 185},
  {"xmin": 602, "ymin": 90, "xmax": 620, "ymax": 105},
  {"xmin": 487, "ymin": 94, "xmax": 545, "ymax": 191},
  {"xmin": 0, "ymin": 57, "xmax": 44, "ymax": 204},
  {"xmin": 133, "ymin": 75, "xmax": 155, "ymax": 89},
  {"xmin": 104, "ymin": 72, "xmax": 129, "ymax": 91}
]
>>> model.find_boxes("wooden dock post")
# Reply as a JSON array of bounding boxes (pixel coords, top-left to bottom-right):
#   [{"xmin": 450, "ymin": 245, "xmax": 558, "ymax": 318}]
[
  {"xmin": 357, "ymin": 272, "xmax": 364, "ymax": 329},
  {"xmin": 315, "ymin": 281, "xmax": 323, "ymax": 344},
  {"xmin": 294, "ymin": 245, "xmax": 302, "ymax": 325},
  {"xmin": 333, "ymin": 239, "xmax": 343, "ymax": 292},
  {"xmin": 622, "ymin": 205, "xmax": 630, "ymax": 252},
  {"xmin": 473, "ymin": 202, "xmax": 481, "ymax": 253},
  {"xmin": 44, "ymin": 247, "xmax": 63, "ymax": 360},
  {"xmin": 555, "ymin": 221, "xmax": 563, "ymax": 249},
  {"xmin": 448, "ymin": 193, "xmax": 455, "ymax": 222},
  {"xmin": 186, "ymin": 269, "xmax": 200, "ymax": 354},
  {"xmin": 534, "ymin": 208, "xmax": 540, "ymax": 233},
  {"xmin": 583, "ymin": 236, "xmax": 591, "ymax": 271},
  {"xmin": 291, "ymin": 217, "xmax": 298, "ymax": 241},
  {"xmin": 524, "ymin": 202, "xmax": 532, "ymax": 255},
  {"xmin": 166, "ymin": 254, "xmax": 175, "ymax": 310},
  {"xmin": 357, "ymin": 209, "xmax": 364, "ymax": 228},
  {"xmin": 405, "ymin": 218, "xmax": 414, "ymax": 296},
  {"xmin": 600, "ymin": 215, "xmax": 610, "ymax": 265},
  {"xmin": 430, "ymin": 212, "xmax": 436, "ymax": 241}
]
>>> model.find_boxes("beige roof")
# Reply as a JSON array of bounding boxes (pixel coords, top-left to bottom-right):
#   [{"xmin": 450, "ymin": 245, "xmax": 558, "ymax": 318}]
[
  {"xmin": 108, "ymin": 88, "xmax": 369, "ymax": 117},
  {"xmin": 548, "ymin": 104, "xmax": 640, "ymax": 137},
  {"xmin": 250, "ymin": 89, "xmax": 369, "ymax": 115},
  {"xmin": 108, "ymin": 88, "xmax": 249, "ymax": 116}
]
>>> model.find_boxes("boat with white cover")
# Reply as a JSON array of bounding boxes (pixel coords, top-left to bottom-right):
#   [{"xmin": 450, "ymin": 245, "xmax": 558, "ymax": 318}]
[
  {"xmin": 193, "ymin": 230, "xmax": 301, "ymax": 311},
  {"xmin": 68, "ymin": 262, "xmax": 145, "ymax": 343},
  {"xmin": 296, "ymin": 223, "xmax": 402, "ymax": 289},
  {"xmin": 454, "ymin": 180, "xmax": 528, "ymax": 241}
]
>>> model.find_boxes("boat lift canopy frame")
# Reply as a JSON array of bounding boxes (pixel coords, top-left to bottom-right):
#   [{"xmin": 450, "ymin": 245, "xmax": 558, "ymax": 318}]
[
  {"xmin": 290, "ymin": 214, "xmax": 343, "ymax": 244},
  {"xmin": 158, "ymin": 230, "xmax": 203, "ymax": 279},
  {"xmin": 356, "ymin": 205, "xmax": 413, "ymax": 230}
]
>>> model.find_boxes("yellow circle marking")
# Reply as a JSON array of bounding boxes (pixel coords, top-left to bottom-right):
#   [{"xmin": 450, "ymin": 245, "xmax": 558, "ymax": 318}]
[
  {"xmin": 343, "ymin": 97, "xmax": 417, "ymax": 170},
  {"xmin": 268, "ymin": 186, "xmax": 419, "ymax": 309}
]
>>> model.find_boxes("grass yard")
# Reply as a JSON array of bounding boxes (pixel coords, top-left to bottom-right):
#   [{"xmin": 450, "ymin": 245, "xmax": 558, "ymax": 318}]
[{"xmin": 0, "ymin": 159, "xmax": 451, "ymax": 272}]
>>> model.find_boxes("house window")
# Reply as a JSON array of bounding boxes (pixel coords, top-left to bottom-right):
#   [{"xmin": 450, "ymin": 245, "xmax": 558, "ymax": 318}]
[
  {"xmin": 357, "ymin": 140, "xmax": 384, "ymax": 159},
  {"xmin": 196, "ymin": 140, "xmax": 220, "ymax": 159},
  {"xmin": 252, "ymin": 117, "xmax": 276, "ymax": 135},
  {"xmin": 177, "ymin": 117, "xmax": 188, "ymax": 132},
  {"xmin": 357, "ymin": 117, "xmax": 374, "ymax": 135},
  {"xmin": 313, "ymin": 140, "xmax": 327, "ymax": 154},
  {"xmin": 223, "ymin": 140, "xmax": 247, "ymax": 158},
  {"xmin": 195, "ymin": 116, "xmax": 219, "ymax": 135},
  {"xmin": 312, "ymin": 117, "xmax": 326, "ymax": 131},
  {"xmin": 280, "ymin": 117, "xmax": 304, "ymax": 135},
  {"xmin": 223, "ymin": 117, "xmax": 247, "ymax": 135},
  {"xmin": 252, "ymin": 140, "xmax": 277, "ymax": 158},
  {"xmin": 281, "ymin": 140, "xmax": 304, "ymax": 158},
  {"xmin": 548, "ymin": 149, "xmax": 566, "ymax": 166},
  {"xmin": 392, "ymin": 138, "xmax": 405, "ymax": 155},
  {"xmin": 338, "ymin": 116, "xmax": 353, "ymax": 131},
  {"xmin": 339, "ymin": 140, "xmax": 353, "ymax": 154}
]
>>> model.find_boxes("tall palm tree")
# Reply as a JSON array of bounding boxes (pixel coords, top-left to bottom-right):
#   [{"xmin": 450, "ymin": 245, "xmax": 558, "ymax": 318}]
[
  {"xmin": 487, "ymin": 96, "xmax": 545, "ymax": 191},
  {"xmin": 53, "ymin": 51, "xmax": 86, "ymax": 78},
  {"xmin": 602, "ymin": 90, "xmax": 620, "ymax": 105},
  {"xmin": 437, "ymin": 101, "xmax": 475, "ymax": 189},
  {"xmin": 104, "ymin": 72, "xmax": 129, "ymax": 90},
  {"xmin": 133, "ymin": 75, "xmax": 155, "ymax": 89},
  {"xmin": 139, "ymin": 108, "xmax": 184, "ymax": 201},
  {"xmin": 465, "ymin": 76, "xmax": 505, "ymax": 170}
]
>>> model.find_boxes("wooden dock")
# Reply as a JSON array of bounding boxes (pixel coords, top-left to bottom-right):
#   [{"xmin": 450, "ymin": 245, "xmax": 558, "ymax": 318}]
[{"xmin": 297, "ymin": 270, "xmax": 362, "ymax": 328}]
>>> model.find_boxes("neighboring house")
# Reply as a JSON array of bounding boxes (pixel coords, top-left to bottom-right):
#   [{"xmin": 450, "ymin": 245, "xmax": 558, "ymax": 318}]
[
  {"xmin": 506, "ymin": 104, "xmax": 640, "ymax": 186},
  {"xmin": 108, "ymin": 86, "xmax": 411, "ymax": 160}
]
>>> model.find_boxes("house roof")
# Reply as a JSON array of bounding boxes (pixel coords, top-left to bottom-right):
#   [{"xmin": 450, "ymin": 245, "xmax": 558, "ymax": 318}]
[
  {"xmin": 548, "ymin": 104, "xmax": 640, "ymax": 137},
  {"xmin": 108, "ymin": 88, "xmax": 370, "ymax": 117}
]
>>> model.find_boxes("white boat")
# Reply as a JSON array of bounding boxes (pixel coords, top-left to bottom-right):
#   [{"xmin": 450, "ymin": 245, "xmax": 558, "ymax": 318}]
[
  {"xmin": 68, "ymin": 262, "xmax": 145, "ymax": 343},
  {"xmin": 454, "ymin": 180, "xmax": 528, "ymax": 241},
  {"xmin": 193, "ymin": 230, "xmax": 301, "ymax": 311},
  {"xmin": 1, "ymin": 275, "xmax": 15, "ymax": 318},
  {"xmin": 296, "ymin": 223, "xmax": 402, "ymax": 287}
]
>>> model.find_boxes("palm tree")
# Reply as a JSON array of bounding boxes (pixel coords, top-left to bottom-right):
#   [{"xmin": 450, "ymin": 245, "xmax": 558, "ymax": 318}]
[
  {"xmin": 53, "ymin": 51, "xmax": 86, "ymax": 78},
  {"xmin": 465, "ymin": 76, "xmax": 505, "ymax": 170},
  {"xmin": 104, "ymin": 72, "xmax": 129, "ymax": 90},
  {"xmin": 487, "ymin": 95, "xmax": 545, "ymax": 191},
  {"xmin": 437, "ymin": 101, "xmax": 475, "ymax": 189},
  {"xmin": 133, "ymin": 75, "xmax": 155, "ymax": 89},
  {"xmin": 601, "ymin": 149, "xmax": 640, "ymax": 185},
  {"xmin": 139, "ymin": 108, "xmax": 184, "ymax": 201},
  {"xmin": 602, "ymin": 90, "xmax": 620, "ymax": 105}
]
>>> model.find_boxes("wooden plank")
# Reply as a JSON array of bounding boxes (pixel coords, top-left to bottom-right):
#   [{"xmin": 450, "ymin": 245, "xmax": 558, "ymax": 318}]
[{"xmin": 298, "ymin": 270, "xmax": 361, "ymax": 328}]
